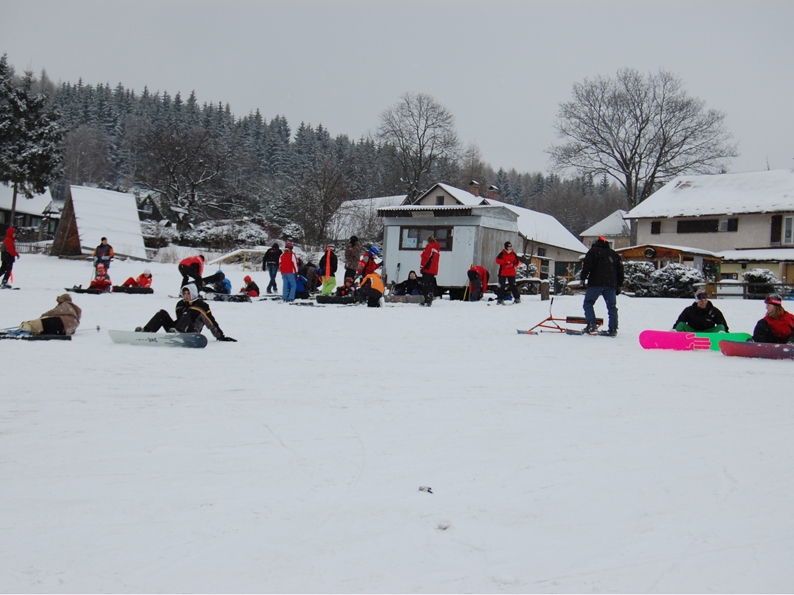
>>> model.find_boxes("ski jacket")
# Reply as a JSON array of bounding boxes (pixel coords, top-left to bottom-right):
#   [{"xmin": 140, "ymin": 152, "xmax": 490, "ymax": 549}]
[
  {"xmin": 471, "ymin": 265, "xmax": 489, "ymax": 288},
  {"xmin": 495, "ymin": 250, "xmax": 521, "ymax": 277},
  {"xmin": 345, "ymin": 240, "xmax": 362, "ymax": 271},
  {"xmin": 93, "ymin": 243, "xmax": 114, "ymax": 262},
  {"xmin": 674, "ymin": 301, "xmax": 729, "ymax": 332},
  {"xmin": 361, "ymin": 273, "xmax": 384, "ymax": 294},
  {"xmin": 759, "ymin": 310, "xmax": 794, "ymax": 341},
  {"xmin": 89, "ymin": 274, "xmax": 113, "ymax": 292},
  {"xmin": 134, "ymin": 273, "xmax": 152, "ymax": 288},
  {"xmin": 356, "ymin": 251, "xmax": 379, "ymax": 278},
  {"xmin": 40, "ymin": 294, "xmax": 82, "ymax": 335},
  {"xmin": 175, "ymin": 296, "xmax": 224, "ymax": 338},
  {"xmin": 420, "ymin": 241, "xmax": 441, "ymax": 276},
  {"xmin": 319, "ymin": 249, "xmax": 338, "ymax": 277},
  {"xmin": 279, "ymin": 250, "xmax": 299, "ymax": 274},
  {"xmin": 242, "ymin": 280, "xmax": 260, "ymax": 297},
  {"xmin": 580, "ymin": 240, "xmax": 624, "ymax": 289},
  {"xmin": 1, "ymin": 227, "xmax": 18, "ymax": 257},
  {"xmin": 395, "ymin": 274, "xmax": 421, "ymax": 295},
  {"xmin": 336, "ymin": 283, "xmax": 356, "ymax": 297},
  {"xmin": 263, "ymin": 246, "xmax": 282, "ymax": 268},
  {"xmin": 179, "ymin": 256, "xmax": 204, "ymax": 277}
]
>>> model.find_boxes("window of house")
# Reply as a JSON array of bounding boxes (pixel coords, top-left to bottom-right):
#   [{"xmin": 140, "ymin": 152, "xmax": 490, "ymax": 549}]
[
  {"xmin": 677, "ymin": 219, "xmax": 719, "ymax": 233},
  {"xmin": 718, "ymin": 218, "xmax": 739, "ymax": 232},
  {"xmin": 784, "ymin": 216, "xmax": 794, "ymax": 245},
  {"xmin": 650, "ymin": 221, "xmax": 661, "ymax": 234},
  {"xmin": 537, "ymin": 247, "xmax": 546, "ymax": 257},
  {"xmin": 399, "ymin": 226, "xmax": 453, "ymax": 250},
  {"xmin": 435, "ymin": 196, "xmax": 444, "ymax": 205}
]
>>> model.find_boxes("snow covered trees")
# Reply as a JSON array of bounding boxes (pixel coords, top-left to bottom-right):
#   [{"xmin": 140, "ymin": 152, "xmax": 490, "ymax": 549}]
[{"xmin": 0, "ymin": 55, "xmax": 64, "ymax": 221}]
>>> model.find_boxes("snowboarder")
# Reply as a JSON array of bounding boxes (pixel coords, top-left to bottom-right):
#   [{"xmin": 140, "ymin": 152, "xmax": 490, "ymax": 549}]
[
  {"xmin": 0, "ymin": 226, "xmax": 19, "ymax": 287},
  {"xmin": 93, "ymin": 237, "xmax": 114, "ymax": 272},
  {"xmin": 240, "ymin": 275, "xmax": 260, "ymax": 297},
  {"xmin": 419, "ymin": 236, "xmax": 440, "ymax": 306},
  {"xmin": 495, "ymin": 242, "xmax": 521, "ymax": 304},
  {"xmin": 121, "ymin": 269, "xmax": 153, "ymax": 288},
  {"xmin": 204, "ymin": 270, "xmax": 231, "ymax": 295},
  {"xmin": 344, "ymin": 235, "xmax": 362, "ymax": 280},
  {"xmin": 466, "ymin": 265, "xmax": 489, "ymax": 302},
  {"xmin": 262, "ymin": 242, "xmax": 282, "ymax": 294},
  {"xmin": 394, "ymin": 270, "xmax": 421, "ymax": 296},
  {"xmin": 279, "ymin": 242, "xmax": 299, "ymax": 302},
  {"xmin": 137, "ymin": 283, "xmax": 236, "ymax": 341},
  {"xmin": 751, "ymin": 293, "xmax": 794, "ymax": 343},
  {"xmin": 580, "ymin": 236, "xmax": 624, "ymax": 336},
  {"xmin": 19, "ymin": 293, "xmax": 82, "ymax": 336},
  {"xmin": 335, "ymin": 276, "xmax": 356, "ymax": 297},
  {"xmin": 673, "ymin": 288, "xmax": 729, "ymax": 332},
  {"xmin": 318, "ymin": 245, "xmax": 338, "ymax": 296},
  {"xmin": 358, "ymin": 272, "xmax": 385, "ymax": 307},
  {"xmin": 89, "ymin": 264, "xmax": 113, "ymax": 292},
  {"xmin": 178, "ymin": 255, "xmax": 205, "ymax": 290}
]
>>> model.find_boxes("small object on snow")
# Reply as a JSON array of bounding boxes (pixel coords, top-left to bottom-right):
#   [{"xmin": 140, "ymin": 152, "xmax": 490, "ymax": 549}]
[
  {"xmin": 419, "ymin": 486, "xmax": 433, "ymax": 494},
  {"xmin": 96, "ymin": 325, "xmax": 100, "ymax": 332}
]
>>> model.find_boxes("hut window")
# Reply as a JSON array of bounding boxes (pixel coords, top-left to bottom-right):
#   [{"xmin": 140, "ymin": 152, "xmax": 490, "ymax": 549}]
[{"xmin": 399, "ymin": 226, "xmax": 454, "ymax": 250}]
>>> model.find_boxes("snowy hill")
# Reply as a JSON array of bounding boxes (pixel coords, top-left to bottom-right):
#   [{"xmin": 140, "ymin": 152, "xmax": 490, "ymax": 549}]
[{"xmin": 1, "ymin": 255, "xmax": 793, "ymax": 592}]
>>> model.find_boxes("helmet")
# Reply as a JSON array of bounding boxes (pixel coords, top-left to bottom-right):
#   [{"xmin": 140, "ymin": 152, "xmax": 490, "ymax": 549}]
[
  {"xmin": 285, "ymin": 241, "xmax": 294, "ymax": 250},
  {"xmin": 369, "ymin": 246, "xmax": 380, "ymax": 255}
]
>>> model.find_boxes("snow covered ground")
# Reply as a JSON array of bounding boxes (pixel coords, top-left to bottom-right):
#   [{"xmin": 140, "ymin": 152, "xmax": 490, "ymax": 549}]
[{"xmin": 2, "ymin": 254, "xmax": 794, "ymax": 593}]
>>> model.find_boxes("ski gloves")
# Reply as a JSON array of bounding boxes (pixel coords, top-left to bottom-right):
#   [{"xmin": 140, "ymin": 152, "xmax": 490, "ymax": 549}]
[{"xmin": 218, "ymin": 335, "xmax": 237, "ymax": 342}]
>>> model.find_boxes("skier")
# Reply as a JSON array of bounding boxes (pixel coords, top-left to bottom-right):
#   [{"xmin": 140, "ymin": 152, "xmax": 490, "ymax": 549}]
[
  {"xmin": 137, "ymin": 283, "xmax": 236, "ymax": 341},
  {"xmin": 19, "ymin": 293, "xmax": 82, "ymax": 336},
  {"xmin": 0, "ymin": 226, "xmax": 19, "ymax": 287},
  {"xmin": 394, "ymin": 270, "xmax": 421, "ymax": 296},
  {"xmin": 419, "ymin": 235, "xmax": 441, "ymax": 306},
  {"xmin": 751, "ymin": 293, "xmax": 794, "ymax": 343},
  {"xmin": 93, "ymin": 237, "xmax": 114, "ymax": 272},
  {"xmin": 178, "ymin": 255, "xmax": 205, "ymax": 290},
  {"xmin": 466, "ymin": 264, "xmax": 489, "ymax": 302},
  {"xmin": 240, "ymin": 275, "xmax": 260, "ymax": 297},
  {"xmin": 495, "ymin": 242, "xmax": 521, "ymax": 304},
  {"xmin": 356, "ymin": 245, "xmax": 380, "ymax": 280},
  {"xmin": 344, "ymin": 235, "xmax": 362, "ymax": 280},
  {"xmin": 121, "ymin": 269, "xmax": 153, "ymax": 288},
  {"xmin": 279, "ymin": 241, "xmax": 299, "ymax": 302},
  {"xmin": 580, "ymin": 236, "xmax": 624, "ymax": 336},
  {"xmin": 358, "ymin": 271, "xmax": 385, "ymax": 307},
  {"xmin": 262, "ymin": 242, "xmax": 282, "ymax": 294},
  {"xmin": 318, "ymin": 245, "xmax": 338, "ymax": 296},
  {"xmin": 89, "ymin": 264, "xmax": 113, "ymax": 292},
  {"xmin": 673, "ymin": 288, "xmax": 729, "ymax": 332}
]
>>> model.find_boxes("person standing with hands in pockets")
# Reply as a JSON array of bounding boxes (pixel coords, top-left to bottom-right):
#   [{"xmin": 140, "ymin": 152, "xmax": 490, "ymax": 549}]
[
  {"xmin": 495, "ymin": 241, "xmax": 521, "ymax": 304},
  {"xmin": 419, "ymin": 235, "xmax": 441, "ymax": 306},
  {"xmin": 580, "ymin": 236, "xmax": 624, "ymax": 336}
]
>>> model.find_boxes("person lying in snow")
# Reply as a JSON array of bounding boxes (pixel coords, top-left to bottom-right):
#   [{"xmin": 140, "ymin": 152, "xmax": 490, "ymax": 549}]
[
  {"xmin": 121, "ymin": 269, "xmax": 153, "ymax": 288},
  {"xmin": 203, "ymin": 270, "xmax": 231, "ymax": 295},
  {"xmin": 136, "ymin": 283, "xmax": 236, "ymax": 341},
  {"xmin": 19, "ymin": 293, "xmax": 82, "ymax": 336},
  {"xmin": 89, "ymin": 264, "xmax": 113, "ymax": 292},
  {"xmin": 673, "ymin": 288, "xmax": 729, "ymax": 333}
]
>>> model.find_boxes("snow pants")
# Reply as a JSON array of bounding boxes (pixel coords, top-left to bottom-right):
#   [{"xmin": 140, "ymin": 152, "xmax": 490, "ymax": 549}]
[
  {"xmin": 583, "ymin": 286, "xmax": 618, "ymax": 332},
  {"xmin": 421, "ymin": 273, "xmax": 436, "ymax": 306},
  {"xmin": 0, "ymin": 251, "xmax": 15, "ymax": 284},
  {"xmin": 498, "ymin": 275, "xmax": 520, "ymax": 303},
  {"xmin": 143, "ymin": 308, "xmax": 223, "ymax": 338},
  {"xmin": 266, "ymin": 263, "xmax": 279, "ymax": 293}
]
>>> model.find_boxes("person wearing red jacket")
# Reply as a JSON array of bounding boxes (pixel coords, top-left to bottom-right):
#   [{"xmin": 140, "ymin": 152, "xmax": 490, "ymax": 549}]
[
  {"xmin": 752, "ymin": 293, "xmax": 794, "ymax": 343},
  {"xmin": 279, "ymin": 241, "xmax": 299, "ymax": 301},
  {"xmin": 240, "ymin": 275, "xmax": 260, "ymax": 297},
  {"xmin": 356, "ymin": 246, "xmax": 380, "ymax": 279},
  {"xmin": 89, "ymin": 264, "xmax": 113, "ymax": 292},
  {"xmin": 466, "ymin": 264, "xmax": 489, "ymax": 302},
  {"xmin": 419, "ymin": 235, "xmax": 441, "ymax": 306},
  {"xmin": 0, "ymin": 226, "xmax": 19, "ymax": 287},
  {"xmin": 122, "ymin": 269, "xmax": 153, "ymax": 288},
  {"xmin": 495, "ymin": 241, "xmax": 521, "ymax": 304},
  {"xmin": 179, "ymin": 255, "xmax": 205, "ymax": 290}
]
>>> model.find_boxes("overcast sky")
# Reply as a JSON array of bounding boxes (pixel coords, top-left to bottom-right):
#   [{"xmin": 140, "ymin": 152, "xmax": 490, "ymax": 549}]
[{"xmin": 2, "ymin": 0, "xmax": 792, "ymax": 176}]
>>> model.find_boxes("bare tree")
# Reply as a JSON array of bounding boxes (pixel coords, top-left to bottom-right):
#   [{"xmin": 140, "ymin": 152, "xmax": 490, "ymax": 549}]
[
  {"xmin": 377, "ymin": 92, "xmax": 459, "ymax": 201},
  {"xmin": 549, "ymin": 68, "xmax": 737, "ymax": 212}
]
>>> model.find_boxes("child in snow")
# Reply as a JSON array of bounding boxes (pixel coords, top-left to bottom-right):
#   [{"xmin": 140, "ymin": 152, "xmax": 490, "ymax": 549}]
[
  {"xmin": 240, "ymin": 275, "xmax": 260, "ymax": 297},
  {"xmin": 122, "ymin": 269, "xmax": 153, "ymax": 288},
  {"xmin": 673, "ymin": 288, "xmax": 729, "ymax": 332},
  {"xmin": 89, "ymin": 264, "xmax": 113, "ymax": 292},
  {"xmin": 751, "ymin": 293, "xmax": 794, "ymax": 343},
  {"xmin": 137, "ymin": 283, "xmax": 236, "ymax": 341},
  {"xmin": 335, "ymin": 276, "xmax": 356, "ymax": 297},
  {"xmin": 19, "ymin": 293, "xmax": 82, "ymax": 336}
]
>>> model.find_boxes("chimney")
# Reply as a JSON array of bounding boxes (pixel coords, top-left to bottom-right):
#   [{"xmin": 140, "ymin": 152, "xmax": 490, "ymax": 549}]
[
  {"xmin": 468, "ymin": 180, "xmax": 480, "ymax": 197},
  {"xmin": 487, "ymin": 184, "xmax": 499, "ymax": 200}
]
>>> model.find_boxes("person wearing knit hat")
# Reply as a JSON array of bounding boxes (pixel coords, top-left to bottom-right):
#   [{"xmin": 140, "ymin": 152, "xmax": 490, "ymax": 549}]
[
  {"xmin": 751, "ymin": 293, "xmax": 794, "ymax": 343},
  {"xmin": 121, "ymin": 269, "xmax": 153, "ymax": 289},
  {"xmin": 19, "ymin": 293, "xmax": 82, "ymax": 336},
  {"xmin": 88, "ymin": 263, "xmax": 113, "ymax": 292},
  {"xmin": 673, "ymin": 288, "xmax": 729, "ymax": 333},
  {"xmin": 240, "ymin": 275, "xmax": 260, "ymax": 297}
]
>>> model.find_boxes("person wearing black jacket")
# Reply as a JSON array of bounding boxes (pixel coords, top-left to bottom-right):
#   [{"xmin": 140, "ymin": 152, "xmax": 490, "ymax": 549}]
[
  {"xmin": 394, "ymin": 270, "xmax": 421, "ymax": 295},
  {"xmin": 263, "ymin": 243, "xmax": 282, "ymax": 294},
  {"xmin": 580, "ymin": 236, "xmax": 624, "ymax": 336},
  {"xmin": 138, "ymin": 283, "xmax": 236, "ymax": 341},
  {"xmin": 673, "ymin": 288, "xmax": 729, "ymax": 332}
]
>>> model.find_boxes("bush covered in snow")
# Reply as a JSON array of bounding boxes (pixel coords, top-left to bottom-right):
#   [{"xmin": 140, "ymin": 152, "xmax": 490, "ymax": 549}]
[
  {"xmin": 742, "ymin": 268, "xmax": 779, "ymax": 299},
  {"xmin": 647, "ymin": 263, "xmax": 705, "ymax": 298},
  {"xmin": 623, "ymin": 261, "xmax": 657, "ymax": 296}
]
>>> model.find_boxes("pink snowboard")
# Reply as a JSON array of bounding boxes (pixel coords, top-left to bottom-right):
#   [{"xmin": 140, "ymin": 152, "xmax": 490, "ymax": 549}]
[{"xmin": 638, "ymin": 330, "xmax": 712, "ymax": 351}]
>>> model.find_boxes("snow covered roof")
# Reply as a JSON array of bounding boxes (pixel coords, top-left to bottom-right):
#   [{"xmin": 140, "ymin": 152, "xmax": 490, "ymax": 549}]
[
  {"xmin": 628, "ymin": 169, "xmax": 794, "ymax": 219},
  {"xmin": 580, "ymin": 210, "xmax": 630, "ymax": 237},
  {"xmin": 481, "ymin": 199, "xmax": 588, "ymax": 254},
  {"xmin": 69, "ymin": 186, "xmax": 148, "ymax": 259},
  {"xmin": 328, "ymin": 195, "xmax": 407, "ymax": 241},
  {"xmin": 410, "ymin": 183, "xmax": 484, "ymax": 206},
  {"xmin": 0, "ymin": 184, "xmax": 53, "ymax": 216},
  {"xmin": 717, "ymin": 248, "xmax": 794, "ymax": 262},
  {"xmin": 616, "ymin": 243, "xmax": 720, "ymax": 257}
]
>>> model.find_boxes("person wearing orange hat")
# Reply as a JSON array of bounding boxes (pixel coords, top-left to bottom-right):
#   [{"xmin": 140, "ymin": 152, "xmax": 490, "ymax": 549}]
[
  {"xmin": 751, "ymin": 293, "xmax": 794, "ymax": 343},
  {"xmin": 240, "ymin": 275, "xmax": 260, "ymax": 297}
]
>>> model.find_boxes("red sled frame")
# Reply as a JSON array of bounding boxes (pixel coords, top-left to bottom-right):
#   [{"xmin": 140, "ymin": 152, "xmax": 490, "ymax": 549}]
[{"xmin": 518, "ymin": 298, "xmax": 603, "ymax": 335}]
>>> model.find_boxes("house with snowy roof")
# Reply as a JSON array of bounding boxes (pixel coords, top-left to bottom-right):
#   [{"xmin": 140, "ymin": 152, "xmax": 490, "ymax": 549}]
[
  {"xmin": 51, "ymin": 186, "xmax": 149, "ymax": 260},
  {"xmin": 580, "ymin": 210, "xmax": 631, "ymax": 249},
  {"xmin": 377, "ymin": 181, "xmax": 586, "ymax": 295},
  {"xmin": 327, "ymin": 194, "xmax": 407, "ymax": 242},
  {"xmin": 0, "ymin": 184, "xmax": 58, "ymax": 236}
]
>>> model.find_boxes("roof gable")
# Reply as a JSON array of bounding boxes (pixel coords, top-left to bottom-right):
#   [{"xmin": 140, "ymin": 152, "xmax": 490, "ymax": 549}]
[
  {"xmin": 0, "ymin": 184, "xmax": 52, "ymax": 216},
  {"xmin": 69, "ymin": 186, "xmax": 148, "ymax": 259},
  {"xmin": 412, "ymin": 183, "xmax": 485, "ymax": 206},
  {"xmin": 580, "ymin": 210, "xmax": 630, "ymax": 237},
  {"xmin": 482, "ymin": 199, "xmax": 587, "ymax": 254}
]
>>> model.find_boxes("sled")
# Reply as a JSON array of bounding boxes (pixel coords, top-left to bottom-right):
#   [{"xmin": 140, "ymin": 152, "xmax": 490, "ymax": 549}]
[{"xmin": 517, "ymin": 298, "xmax": 602, "ymax": 335}]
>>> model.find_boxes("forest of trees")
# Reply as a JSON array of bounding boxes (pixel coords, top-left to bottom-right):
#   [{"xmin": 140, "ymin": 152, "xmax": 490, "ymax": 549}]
[{"xmin": 4, "ymin": 58, "xmax": 629, "ymax": 244}]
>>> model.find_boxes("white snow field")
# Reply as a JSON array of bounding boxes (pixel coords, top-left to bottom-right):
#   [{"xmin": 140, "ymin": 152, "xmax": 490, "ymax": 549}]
[{"xmin": 2, "ymin": 254, "xmax": 794, "ymax": 593}]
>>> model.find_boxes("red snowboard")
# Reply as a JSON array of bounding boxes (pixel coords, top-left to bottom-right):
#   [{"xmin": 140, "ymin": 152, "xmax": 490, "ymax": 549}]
[{"xmin": 719, "ymin": 340, "xmax": 794, "ymax": 360}]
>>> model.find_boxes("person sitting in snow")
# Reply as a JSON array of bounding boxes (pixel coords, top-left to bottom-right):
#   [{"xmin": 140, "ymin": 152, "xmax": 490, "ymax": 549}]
[
  {"xmin": 240, "ymin": 275, "xmax": 260, "ymax": 297},
  {"xmin": 137, "ymin": 283, "xmax": 236, "ymax": 341},
  {"xmin": 335, "ymin": 276, "xmax": 356, "ymax": 297},
  {"xmin": 673, "ymin": 288, "xmax": 729, "ymax": 333},
  {"xmin": 394, "ymin": 270, "xmax": 421, "ymax": 296},
  {"xmin": 19, "ymin": 293, "xmax": 82, "ymax": 336},
  {"xmin": 751, "ymin": 293, "xmax": 794, "ymax": 343},
  {"xmin": 121, "ymin": 269, "xmax": 153, "ymax": 288},
  {"xmin": 203, "ymin": 270, "xmax": 231, "ymax": 295},
  {"xmin": 89, "ymin": 264, "xmax": 113, "ymax": 292},
  {"xmin": 294, "ymin": 274, "xmax": 310, "ymax": 299}
]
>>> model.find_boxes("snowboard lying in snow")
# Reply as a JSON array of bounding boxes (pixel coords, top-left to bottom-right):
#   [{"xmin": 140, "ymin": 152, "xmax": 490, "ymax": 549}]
[
  {"xmin": 66, "ymin": 286, "xmax": 107, "ymax": 295},
  {"xmin": 719, "ymin": 340, "xmax": 794, "ymax": 359},
  {"xmin": 0, "ymin": 330, "xmax": 71, "ymax": 341},
  {"xmin": 108, "ymin": 330, "xmax": 208, "ymax": 348},
  {"xmin": 112, "ymin": 286, "xmax": 154, "ymax": 294},
  {"xmin": 639, "ymin": 330, "xmax": 752, "ymax": 351}
]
